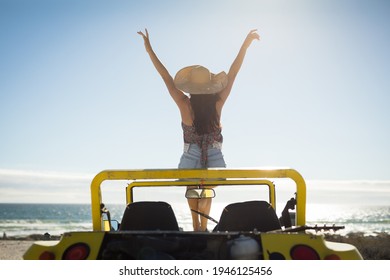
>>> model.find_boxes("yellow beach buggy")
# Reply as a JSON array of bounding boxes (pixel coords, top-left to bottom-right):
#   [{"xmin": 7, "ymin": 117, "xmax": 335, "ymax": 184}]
[{"xmin": 23, "ymin": 168, "xmax": 363, "ymax": 260}]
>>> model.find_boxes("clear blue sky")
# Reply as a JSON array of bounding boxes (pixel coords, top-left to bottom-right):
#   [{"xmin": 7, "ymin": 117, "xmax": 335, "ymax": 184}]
[{"xmin": 1, "ymin": 0, "xmax": 389, "ymax": 185}]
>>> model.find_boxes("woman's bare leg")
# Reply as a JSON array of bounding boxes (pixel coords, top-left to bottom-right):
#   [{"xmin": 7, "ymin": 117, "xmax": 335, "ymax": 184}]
[
  {"xmin": 198, "ymin": 198, "xmax": 212, "ymax": 231},
  {"xmin": 187, "ymin": 198, "xmax": 201, "ymax": 231}
]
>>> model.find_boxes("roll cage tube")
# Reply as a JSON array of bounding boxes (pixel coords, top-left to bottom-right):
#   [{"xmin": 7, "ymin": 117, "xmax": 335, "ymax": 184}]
[
  {"xmin": 90, "ymin": 168, "xmax": 306, "ymax": 231},
  {"xmin": 126, "ymin": 179, "xmax": 276, "ymax": 205}
]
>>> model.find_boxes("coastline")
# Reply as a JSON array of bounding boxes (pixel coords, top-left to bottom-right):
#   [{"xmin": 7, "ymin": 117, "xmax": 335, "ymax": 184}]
[
  {"xmin": 1, "ymin": 232, "xmax": 388, "ymax": 260},
  {"xmin": 324, "ymin": 232, "xmax": 390, "ymax": 260}
]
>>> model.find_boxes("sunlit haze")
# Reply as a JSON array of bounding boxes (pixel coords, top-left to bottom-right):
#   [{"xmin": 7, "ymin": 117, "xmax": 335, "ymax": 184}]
[{"xmin": 1, "ymin": 0, "xmax": 389, "ymax": 203}]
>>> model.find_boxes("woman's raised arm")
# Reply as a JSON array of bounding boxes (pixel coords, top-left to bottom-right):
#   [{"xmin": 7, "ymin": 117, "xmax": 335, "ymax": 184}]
[
  {"xmin": 137, "ymin": 29, "xmax": 186, "ymax": 105},
  {"xmin": 218, "ymin": 29, "xmax": 260, "ymax": 106}
]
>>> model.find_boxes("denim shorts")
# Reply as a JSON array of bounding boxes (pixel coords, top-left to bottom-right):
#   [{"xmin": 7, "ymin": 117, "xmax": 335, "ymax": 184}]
[{"xmin": 178, "ymin": 143, "xmax": 226, "ymax": 169}]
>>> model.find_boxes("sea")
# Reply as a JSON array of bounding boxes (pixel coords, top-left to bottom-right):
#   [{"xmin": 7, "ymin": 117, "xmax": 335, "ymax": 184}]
[
  {"xmin": 1, "ymin": 203, "xmax": 389, "ymax": 237},
  {"xmin": 1, "ymin": 169, "xmax": 389, "ymax": 237}
]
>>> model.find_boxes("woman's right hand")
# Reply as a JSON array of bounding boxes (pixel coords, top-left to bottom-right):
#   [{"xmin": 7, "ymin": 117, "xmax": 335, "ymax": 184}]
[{"xmin": 137, "ymin": 28, "xmax": 152, "ymax": 53}]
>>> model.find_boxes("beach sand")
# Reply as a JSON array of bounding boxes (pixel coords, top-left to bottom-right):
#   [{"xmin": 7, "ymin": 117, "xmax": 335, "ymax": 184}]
[
  {"xmin": 0, "ymin": 234, "xmax": 59, "ymax": 260},
  {"xmin": 0, "ymin": 240, "xmax": 34, "ymax": 260},
  {"xmin": 0, "ymin": 233, "xmax": 389, "ymax": 260}
]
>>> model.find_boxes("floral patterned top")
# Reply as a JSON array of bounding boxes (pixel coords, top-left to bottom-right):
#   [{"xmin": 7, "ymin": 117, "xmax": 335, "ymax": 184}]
[{"xmin": 182, "ymin": 122, "xmax": 223, "ymax": 167}]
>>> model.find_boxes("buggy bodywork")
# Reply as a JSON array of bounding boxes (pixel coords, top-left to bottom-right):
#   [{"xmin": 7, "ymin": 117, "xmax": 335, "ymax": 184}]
[{"xmin": 24, "ymin": 168, "xmax": 363, "ymax": 260}]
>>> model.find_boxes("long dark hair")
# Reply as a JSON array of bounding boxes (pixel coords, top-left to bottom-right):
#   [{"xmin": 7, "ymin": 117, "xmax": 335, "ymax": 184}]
[{"xmin": 190, "ymin": 94, "xmax": 220, "ymax": 135}]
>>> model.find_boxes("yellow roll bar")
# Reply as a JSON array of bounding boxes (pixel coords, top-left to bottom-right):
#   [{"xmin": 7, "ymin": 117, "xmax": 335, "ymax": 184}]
[
  {"xmin": 125, "ymin": 179, "xmax": 276, "ymax": 207},
  {"xmin": 90, "ymin": 168, "xmax": 306, "ymax": 231}
]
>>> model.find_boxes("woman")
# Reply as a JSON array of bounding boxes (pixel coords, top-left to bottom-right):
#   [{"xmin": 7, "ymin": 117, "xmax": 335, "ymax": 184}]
[{"xmin": 137, "ymin": 28, "xmax": 259, "ymax": 231}]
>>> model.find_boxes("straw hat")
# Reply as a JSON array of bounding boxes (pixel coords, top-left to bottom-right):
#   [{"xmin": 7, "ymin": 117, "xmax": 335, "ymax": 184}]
[{"xmin": 174, "ymin": 65, "xmax": 228, "ymax": 94}]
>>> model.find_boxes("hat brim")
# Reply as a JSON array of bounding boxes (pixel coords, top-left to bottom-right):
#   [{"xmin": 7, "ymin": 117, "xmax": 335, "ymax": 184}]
[{"xmin": 174, "ymin": 65, "xmax": 228, "ymax": 95}]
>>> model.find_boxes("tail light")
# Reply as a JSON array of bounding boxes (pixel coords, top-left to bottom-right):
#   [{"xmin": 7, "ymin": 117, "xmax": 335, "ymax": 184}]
[
  {"xmin": 290, "ymin": 245, "xmax": 320, "ymax": 260},
  {"xmin": 62, "ymin": 243, "xmax": 90, "ymax": 260},
  {"xmin": 39, "ymin": 251, "xmax": 55, "ymax": 260}
]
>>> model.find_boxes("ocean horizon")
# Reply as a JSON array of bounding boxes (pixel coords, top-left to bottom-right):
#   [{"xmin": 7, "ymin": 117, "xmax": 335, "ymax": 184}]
[{"xmin": 1, "ymin": 202, "xmax": 388, "ymax": 237}]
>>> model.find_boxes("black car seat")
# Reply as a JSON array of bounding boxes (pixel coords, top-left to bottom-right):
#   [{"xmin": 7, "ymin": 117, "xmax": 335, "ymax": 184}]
[
  {"xmin": 119, "ymin": 201, "xmax": 179, "ymax": 231},
  {"xmin": 214, "ymin": 200, "xmax": 281, "ymax": 232}
]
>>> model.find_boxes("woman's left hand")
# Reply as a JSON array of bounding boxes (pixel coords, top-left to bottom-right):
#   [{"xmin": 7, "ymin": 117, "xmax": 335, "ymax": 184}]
[{"xmin": 244, "ymin": 29, "xmax": 260, "ymax": 48}]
